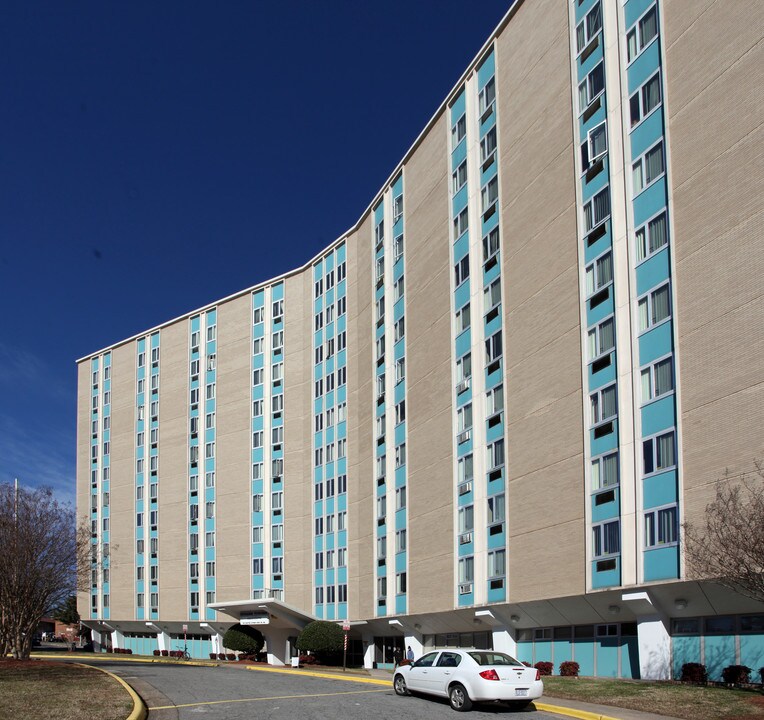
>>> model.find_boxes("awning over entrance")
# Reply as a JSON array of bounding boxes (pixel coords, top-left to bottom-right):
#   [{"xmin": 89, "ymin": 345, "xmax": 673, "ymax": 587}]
[{"xmin": 208, "ymin": 598, "xmax": 316, "ymax": 632}]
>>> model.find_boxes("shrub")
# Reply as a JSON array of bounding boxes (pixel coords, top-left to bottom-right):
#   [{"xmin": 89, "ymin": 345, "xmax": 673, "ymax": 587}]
[
  {"xmin": 299, "ymin": 654, "xmax": 318, "ymax": 665},
  {"xmin": 398, "ymin": 659, "xmax": 412, "ymax": 667},
  {"xmin": 218, "ymin": 652, "xmax": 227, "ymax": 660},
  {"xmin": 154, "ymin": 650, "xmax": 161, "ymax": 657},
  {"xmin": 161, "ymin": 649, "xmax": 169, "ymax": 657},
  {"xmin": 227, "ymin": 653, "xmax": 236, "ymax": 661},
  {"xmin": 559, "ymin": 661, "xmax": 580, "ymax": 677},
  {"xmin": 296, "ymin": 621, "xmax": 345, "ymax": 664},
  {"xmin": 680, "ymin": 663, "xmax": 708, "ymax": 683},
  {"xmin": 534, "ymin": 661, "xmax": 553, "ymax": 676},
  {"xmin": 722, "ymin": 665, "xmax": 751, "ymax": 684},
  {"xmin": 759, "ymin": 667, "xmax": 764, "ymax": 684},
  {"xmin": 222, "ymin": 624, "xmax": 265, "ymax": 656},
  {"xmin": 522, "ymin": 661, "xmax": 532, "ymax": 667},
  {"xmin": 209, "ymin": 653, "xmax": 217, "ymax": 660},
  {"xmin": 126, "ymin": 648, "xmax": 133, "ymax": 655}
]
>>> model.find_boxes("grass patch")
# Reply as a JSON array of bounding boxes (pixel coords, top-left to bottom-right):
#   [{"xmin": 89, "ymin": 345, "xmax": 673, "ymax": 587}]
[
  {"xmin": 0, "ymin": 660, "xmax": 133, "ymax": 720},
  {"xmin": 542, "ymin": 676, "xmax": 764, "ymax": 720}
]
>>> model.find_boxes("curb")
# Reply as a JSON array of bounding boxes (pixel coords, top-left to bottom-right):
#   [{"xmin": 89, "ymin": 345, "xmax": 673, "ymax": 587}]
[
  {"xmin": 75, "ymin": 662, "xmax": 147, "ymax": 720},
  {"xmin": 245, "ymin": 665, "xmax": 623, "ymax": 719},
  {"xmin": 30, "ymin": 652, "xmax": 217, "ymax": 667}
]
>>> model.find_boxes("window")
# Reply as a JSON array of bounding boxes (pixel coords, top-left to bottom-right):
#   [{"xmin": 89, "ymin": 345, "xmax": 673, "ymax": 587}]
[
  {"xmin": 314, "ymin": 278, "xmax": 323, "ymax": 298},
  {"xmin": 483, "ymin": 227, "xmax": 500, "ymax": 263},
  {"xmin": 151, "ymin": 347, "xmax": 160, "ymax": 364},
  {"xmin": 592, "ymin": 452, "xmax": 619, "ymax": 491},
  {"xmin": 645, "ymin": 505, "xmax": 678, "ymax": 547},
  {"xmin": 633, "ymin": 141, "xmax": 664, "ymax": 195},
  {"xmin": 590, "ymin": 384, "xmax": 617, "ymax": 426},
  {"xmin": 481, "ymin": 177, "xmax": 498, "ymax": 214},
  {"xmin": 377, "ymin": 495, "xmax": 387, "ymax": 519},
  {"xmin": 337, "ymin": 330, "xmax": 346, "ymax": 351},
  {"xmin": 326, "ymin": 407, "xmax": 335, "ymax": 427},
  {"xmin": 581, "ymin": 121, "xmax": 608, "ymax": 171},
  {"xmin": 396, "ymin": 572, "xmax": 407, "ymax": 594},
  {"xmin": 488, "ymin": 549, "xmax": 506, "ymax": 578},
  {"xmin": 453, "ymin": 207, "xmax": 469, "ymax": 238},
  {"xmin": 374, "ymin": 220, "xmax": 385, "ymax": 247},
  {"xmin": 252, "ymin": 368, "xmax": 263, "ymax": 386},
  {"xmin": 315, "ymin": 312, "xmax": 324, "ymax": 331},
  {"xmin": 272, "ymin": 299, "xmax": 283, "ymax": 320},
  {"xmin": 452, "ymin": 160, "xmax": 467, "ymax": 194},
  {"xmin": 393, "ymin": 194, "xmax": 403, "ymax": 223},
  {"xmin": 252, "ymin": 525, "xmax": 264, "ymax": 543},
  {"xmin": 272, "ymin": 458, "xmax": 283, "ymax": 476},
  {"xmin": 337, "ymin": 402, "xmax": 346, "ymax": 422},
  {"xmin": 486, "ymin": 385, "xmax": 503, "ymax": 417},
  {"xmin": 593, "ymin": 520, "xmax": 620, "ymax": 557},
  {"xmin": 315, "ymin": 552, "xmax": 324, "ymax": 570},
  {"xmin": 458, "ymin": 454, "xmax": 473, "ymax": 484},
  {"xmin": 207, "ymin": 354, "xmax": 216, "ymax": 371},
  {"xmin": 485, "ymin": 330, "xmax": 502, "ymax": 363},
  {"xmin": 583, "ymin": 187, "xmax": 610, "ymax": 232},
  {"xmin": 478, "ymin": 77, "xmax": 495, "ymax": 116},
  {"xmin": 377, "ymin": 535, "xmax": 386, "ymax": 559},
  {"xmin": 338, "ymin": 474, "xmax": 347, "ymax": 494},
  {"xmin": 206, "ymin": 412, "xmax": 216, "ymax": 429},
  {"xmin": 643, "ymin": 430, "xmax": 676, "ymax": 475},
  {"xmin": 459, "ymin": 556, "xmax": 474, "ymax": 584},
  {"xmin": 627, "ymin": 5, "xmax": 658, "ymax": 63},
  {"xmin": 395, "ymin": 485, "xmax": 407, "ymax": 510},
  {"xmin": 337, "ymin": 510, "xmax": 347, "ymax": 530},
  {"xmin": 337, "ymin": 295, "xmax": 346, "ymax": 316},
  {"xmin": 395, "ymin": 357, "xmax": 405, "ymax": 384},
  {"xmin": 636, "ymin": 211, "xmax": 668, "ymax": 262},
  {"xmin": 455, "ymin": 303, "xmax": 470, "ymax": 334},
  {"xmin": 252, "ymin": 494, "xmax": 263, "ymax": 512},
  {"xmin": 338, "ymin": 261, "xmax": 347, "ymax": 282},
  {"xmin": 451, "ymin": 113, "xmax": 466, "ymax": 148},
  {"xmin": 395, "ymin": 443, "xmax": 406, "ymax": 468},
  {"xmin": 272, "ymin": 363, "xmax": 283, "ymax": 383},
  {"xmin": 272, "ymin": 524, "xmax": 283, "ymax": 542},
  {"xmin": 630, "ymin": 72, "xmax": 662, "ymax": 127},
  {"xmin": 253, "ymin": 306, "xmax": 265, "ymax": 324},
  {"xmin": 457, "ymin": 404, "xmax": 473, "ymax": 433},
  {"xmin": 396, "ymin": 528, "xmax": 407, "ymax": 552},
  {"xmin": 252, "ymin": 462, "xmax": 263, "ymax": 480},
  {"xmin": 377, "ymin": 577, "xmax": 387, "ymax": 599},
  {"xmin": 376, "ymin": 336, "xmax": 385, "ymax": 361},
  {"xmin": 585, "ymin": 252, "xmax": 613, "ymax": 297},
  {"xmin": 252, "ymin": 558, "xmax": 264, "ymax": 574},
  {"xmin": 325, "ymin": 269, "xmax": 335, "ymax": 290},
  {"xmin": 137, "ymin": 351, "xmax": 146, "ymax": 367},
  {"xmin": 484, "ymin": 277, "xmax": 501, "ymax": 311},
  {"xmin": 252, "ymin": 431, "xmax": 263, "ymax": 449},
  {"xmin": 458, "ymin": 505, "xmax": 474, "ymax": 534},
  {"xmin": 376, "ymin": 373, "xmax": 385, "ymax": 399},
  {"xmin": 578, "ymin": 62, "xmax": 604, "ymax": 111},
  {"xmin": 456, "ymin": 353, "xmax": 471, "ymax": 383},
  {"xmin": 315, "ymin": 447, "xmax": 323, "ymax": 465},
  {"xmin": 206, "ymin": 561, "xmax": 216, "ymax": 577},
  {"xmin": 205, "ymin": 531, "xmax": 215, "ymax": 547},
  {"xmin": 395, "ymin": 400, "xmax": 405, "ymax": 425},
  {"xmin": 487, "ymin": 439, "xmax": 504, "ymax": 471},
  {"xmin": 641, "ymin": 356, "xmax": 674, "ymax": 403},
  {"xmin": 325, "ymin": 443, "xmax": 334, "ymax": 462},
  {"xmin": 480, "ymin": 127, "xmax": 496, "ymax": 164},
  {"xmin": 454, "ymin": 255, "xmax": 470, "ymax": 286},
  {"xmin": 394, "ymin": 276, "xmax": 404, "ymax": 302},
  {"xmin": 137, "ymin": 431, "xmax": 145, "ymax": 447},
  {"xmin": 376, "ymin": 296, "xmax": 385, "ymax": 322},
  {"xmin": 253, "ymin": 399, "xmax": 263, "ymax": 417},
  {"xmin": 394, "ymin": 317, "xmax": 405, "ymax": 342},
  {"xmin": 487, "ymin": 494, "xmax": 505, "ymax": 525},
  {"xmin": 205, "ymin": 501, "xmax": 214, "ymax": 519},
  {"xmin": 587, "ymin": 316, "xmax": 615, "ymax": 360},
  {"xmin": 576, "ymin": 1, "xmax": 602, "ymax": 53},
  {"xmin": 272, "ymin": 331, "xmax": 284, "ymax": 351},
  {"xmin": 205, "ymin": 383, "xmax": 215, "ymax": 400},
  {"xmin": 272, "ymin": 426, "xmax": 284, "ymax": 445},
  {"xmin": 638, "ymin": 282, "xmax": 671, "ymax": 332}
]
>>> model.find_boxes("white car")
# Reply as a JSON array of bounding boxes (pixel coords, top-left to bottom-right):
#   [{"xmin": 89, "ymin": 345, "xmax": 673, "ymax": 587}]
[{"xmin": 393, "ymin": 648, "xmax": 543, "ymax": 712}]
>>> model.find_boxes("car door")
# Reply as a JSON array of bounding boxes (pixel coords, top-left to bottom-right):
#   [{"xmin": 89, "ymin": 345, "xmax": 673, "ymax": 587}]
[
  {"xmin": 430, "ymin": 651, "xmax": 463, "ymax": 696},
  {"xmin": 405, "ymin": 651, "xmax": 439, "ymax": 693}
]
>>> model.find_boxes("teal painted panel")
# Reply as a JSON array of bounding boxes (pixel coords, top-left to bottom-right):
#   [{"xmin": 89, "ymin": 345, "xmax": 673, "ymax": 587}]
[
  {"xmin": 641, "ymin": 394, "xmax": 675, "ymax": 437},
  {"xmin": 450, "ymin": 90, "xmax": 465, "ymax": 122},
  {"xmin": 627, "ymin": 40, "xmax": 661, "ymax": 96},
  {"xmin": 374, "ymin": 201, "xmax": 384, "ymax": 225},
  {"xmin": 574, "ymin": 641, "xmax": 595, "ymax": 676},
  {"xmin": 578, "ymin": 35, "xmax": 604, "ymax": 76},
  {"xmin": 574, "ymin": 0, "xmax": 598, "ymax": 24},
  {"xmin": 588, "ymin": 354, "xmax": 617, "ymax": 390},
  {"xmin": 393, "ymin": 297, "xmax": 405, "ymax": 321},
  {"xmin": 579, "ymin": 96, "xmax": 606, "ymax": 137},
  {"xmin": 516, "ymin": 642, "xmax": 533, "ymax": 665},
  {"xmin": 638, "ymin": 321, "xmax": 673, "ymax": 365},
  {"xmin": 630, "ymin": 107, "xmax": 664, "ymax": 160},
  {"xmin": 590, "ymin": 419, "xmax": 619, "ymax": 457},
  {"xmin": 394, "ymin": 338, "xmax": 405, "ymax": 361},
  {"xmin": 633, "ymin": 177, "xmax": 667, "ymax": 226},
  {"xmin": 487, "ymin": 585, "xmax": 505, "ymax": 603},
  {"xmin": 326, "ymin": 604, "xmax": 336, "ymax": 620},
  {"xmin": 644, "ymin": 545, "xmax": 679, "ymax": 581},
  {"xmin": 487, "ymin": 530, "xmax": 504, "ymax": 550},
  {"xmin": 486, "ymin": 421, "xmax": 503, "ymax": 444},
  {"xmin": 481, "ymin": 207, "xmax": 499, "ymax": 236},
  {"xmin": 620, "ymin": 636, "xmax": 640, "ymax": 678},
  {"xmin": 394, "ymin": 381, "xmax": 405, "ymax": 404},
  {"xmin": 453, "ymin": 233, "xmax": 470, "ymax": 262},
  {"xmin": 586, "ymin": 292, "xmax": 614, "ymax": 327},
  {"xmin": 395, "ymin": 509, "xmax": 406, "ymax": 531},
  {"xmin": 597, "ymin": 638, "xmax": 619, "ymax": 677},
  {"xmin": 637, "ymin": 248, "xmax": 670, "ymax": 296},
  {"xmin": 535, "ymin": 640, "xmax": 552, "ymax": 665},
  {"xmin": 591, "ymin": 488, "xmax": 620, "ymax": 523},
  {"xmin": 477, "ymin": 51, "xmax": 494, "ymax": 88},
  {"xmin": 336, "ymin": 243, "xmax": 346, "ymax": 263},
  {"xmin": 392, "ymin": 174, "xmax": 403, "ymax": 196},
  {"xmin": 554, "ymin": 640, "xmax": 573, "ymax": 668},
  {"xmin": 583, "ymin": 224, "xmax": 612, "ymax": 264},
  {"xmin": 452, "ymin": 185, "xmax": 468, "ymax": 216},
  {"xmin": 458, "ymin": 592, "xmax": 474, "ymax": 608},
  {"xmin": 643, "ymin": 469, "xmax": 678, "ymax": 509},
  {"xmin": 625, "ymin": 0, "xmax": 656, "ymax": 27},
  {"xmin": 591, "ymin": 557, "xmax": 621, "ymax": 589},
  {"xmin": 484, "ymin": 312, "xmax": 501, "ymax": 337},
  {"xmin": 452, "ymin": 137, "xmax": 467, "ymax": 168},
  {"xmin": 395, "ymin": 551, "xmax": 406, "ymax": 573},
  {"xmin": 483, "ymin": 255, "xmax": 501, "ymax": 285},
  {"xmin": 705, "ymin": 635, "xmax": 735, "ymax": 681},
  {"xmin": 487, "ymin": 476, "xmax": 504, "ymax": 496},
  {"xmin": 581, "ymin": 156, "xmax": 610, "ymax": 202},
  {"xmin": 740, "ymin": 634, "xmax": 764, "ymax": 673},
  {"xmin": 394, "ymin": 423, "xmax": 405, "ymax": 446},
  {"xmin": 395, "ymin": 595, "xmax": 407, "ymax": 615},
  {"xmin": 455, "ymin": 329, "xmax": 471, "ymax": 358},
  {"xmin": 454, "ymin": 280, "xmax": 470, "ymax": 309}
]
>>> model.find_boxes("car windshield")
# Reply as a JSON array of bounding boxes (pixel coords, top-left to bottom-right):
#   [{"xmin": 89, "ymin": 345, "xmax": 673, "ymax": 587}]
[{"xmin": 468, "ymin": 651, "xmax": 523, "ymax": 666}]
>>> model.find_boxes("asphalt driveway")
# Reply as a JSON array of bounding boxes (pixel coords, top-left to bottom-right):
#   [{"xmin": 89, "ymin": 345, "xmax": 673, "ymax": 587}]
[{"xmin": 97, "ymin": 661, "xmax": 562, "ymax": 719}]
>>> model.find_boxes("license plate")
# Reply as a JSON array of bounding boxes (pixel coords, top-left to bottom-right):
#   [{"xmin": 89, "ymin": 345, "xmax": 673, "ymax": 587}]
[{"xmin": 515, "ymin": 688, "xmax": 529, "ymax": 697}]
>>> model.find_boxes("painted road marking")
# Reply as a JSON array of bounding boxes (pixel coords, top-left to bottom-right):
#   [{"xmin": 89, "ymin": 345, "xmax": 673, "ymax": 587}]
[{"xmin": 149, "ymin": 688, "xmax": 389, "ymax": 711}]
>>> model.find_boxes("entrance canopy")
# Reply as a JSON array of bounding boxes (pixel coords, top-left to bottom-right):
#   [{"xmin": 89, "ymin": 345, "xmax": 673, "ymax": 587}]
[{"xmin": 208, "ymin": 598, "xmax": 316, "ymax": 632}]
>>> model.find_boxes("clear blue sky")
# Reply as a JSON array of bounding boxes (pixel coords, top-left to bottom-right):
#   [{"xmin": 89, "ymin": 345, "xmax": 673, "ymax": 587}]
[{"xmin": 0, "ymin": 0, "xmax": 513, "ymax": 506}]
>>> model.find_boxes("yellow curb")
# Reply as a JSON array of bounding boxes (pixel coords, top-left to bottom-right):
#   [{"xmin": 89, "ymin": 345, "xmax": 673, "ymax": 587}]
[
  {"xmin": 535, "ymin": 702, "xmax": 622, "ymax": 720},
  {"xmin": 74, "ymin": 662, "xmax": 147, "ymax": 720},
  {"xmin": 30, "ymin": 652, "xmax": 217, "ymax": 667},
  {"xmin": 246, "ymin": 664, "xmax": 390, "ymax": 685}
]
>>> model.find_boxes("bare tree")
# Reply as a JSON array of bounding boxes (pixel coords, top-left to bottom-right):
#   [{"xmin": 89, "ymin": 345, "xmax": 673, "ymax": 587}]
[
  {"xmin": 0, "ymin": 483, "xmax": 91, "ymax": 659},
  {"xmin": 683, "ymin": 461, "xmax": 764, "ymax": 604}
]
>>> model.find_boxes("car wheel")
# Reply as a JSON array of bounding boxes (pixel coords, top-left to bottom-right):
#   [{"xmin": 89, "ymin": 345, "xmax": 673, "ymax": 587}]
[
  {"xmin": 448, "ymin": 683, "xmax": 472, "ymax": 712},
  {"xmin": 393, "ymin": 674, "xmax": 410, "ymax": 696}
]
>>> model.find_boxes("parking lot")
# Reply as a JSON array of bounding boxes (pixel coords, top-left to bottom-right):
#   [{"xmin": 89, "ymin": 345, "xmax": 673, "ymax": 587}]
[{"xmin": 98, "ymin": 660, "xmax": 562, "ymax": 719}]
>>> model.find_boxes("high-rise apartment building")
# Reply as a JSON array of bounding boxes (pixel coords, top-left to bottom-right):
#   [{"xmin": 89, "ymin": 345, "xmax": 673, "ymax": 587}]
[{"xmin": 77, "ymin": 0, "xmax": 764, "ymax": 678}]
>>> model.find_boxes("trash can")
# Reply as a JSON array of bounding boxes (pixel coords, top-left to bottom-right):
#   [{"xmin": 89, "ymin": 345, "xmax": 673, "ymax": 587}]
[{"xmin": 291, "ymin": 656, "xmax": 300, "ymax": 668}]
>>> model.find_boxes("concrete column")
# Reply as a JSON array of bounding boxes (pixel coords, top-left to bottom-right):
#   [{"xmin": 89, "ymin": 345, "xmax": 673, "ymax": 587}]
[
  {"xmin": 362, "ymin": 634, "xmax": 375, "ymax": 669},
  {"xmin": 111, "ymin": 629, "xmax": 124, "ymax": 650},
  {"xmin": 156, "ymin": 631, "xmax": 170, "ymax": 652},
  {"xmin": 491, "ymin": 627, "xmax": 516, "ymax": 656},
  {"xmin": 263, "ymin": 628, "xmax": 292, "ymax": 666},
  {"xmin": 91, "ymin": 630, "xmax": 105, "ymax": 653},
  {"xmin": 636, "ymin": 616, "xmax": 671, "ymax": 680},
  {"xmin": 403, "ymin": 634, "xmax": 423, "ymax": 660}
]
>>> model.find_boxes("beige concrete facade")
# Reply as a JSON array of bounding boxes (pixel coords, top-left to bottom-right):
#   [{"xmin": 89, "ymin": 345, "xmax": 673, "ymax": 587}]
[{"xmin": 663, "ymin": 0, "xmax": 764, "ymax": 524}]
